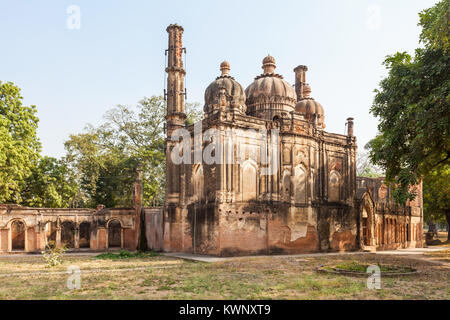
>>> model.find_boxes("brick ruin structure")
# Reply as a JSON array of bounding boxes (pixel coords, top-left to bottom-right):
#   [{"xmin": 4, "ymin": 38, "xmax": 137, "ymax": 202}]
[
  {"xmin": 0, "ymin": 24, "xmax": 423, "ymax": 255},
  {"xmin": 0, "ymin": 170, "xmax": 144, "ymax": 253},
  {"xmin": 162, "ymin": 24, "xmax": 423, "ymax": 256}
]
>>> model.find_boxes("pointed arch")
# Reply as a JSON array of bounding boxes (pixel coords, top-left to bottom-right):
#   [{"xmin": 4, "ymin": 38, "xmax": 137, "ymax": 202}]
[
  {"xmin": 241, "ymin": 159, "xmax": 257, "ymax": 201},
  {"xmin": 294, "ymin": 164, "xmax": 307, "ymax": 203},
  {"xmin": 193, "ymin": 164, "xmax": 204, "ymax": 202},
  {"xmin": 328, "ymin": 170, "xmax": 341, "ymax": 202}
]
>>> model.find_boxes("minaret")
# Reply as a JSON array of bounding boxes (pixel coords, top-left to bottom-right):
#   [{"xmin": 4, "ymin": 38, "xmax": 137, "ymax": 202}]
[
  {"xmin": 165, "ymin": 24, "xmax": 186, "ymax": 204},
  {"xmin": 166, "ymin": 24, "xmax": 186, "ymax": 132},
  {"xmin": 294, "ymin": 65, "xmax": 308, "ymax": 101}
]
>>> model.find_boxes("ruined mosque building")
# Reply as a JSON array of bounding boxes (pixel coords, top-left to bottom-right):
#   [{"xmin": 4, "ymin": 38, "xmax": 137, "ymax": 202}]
[{"xmin": 0, "ymin": 25, "xmax": 423, "ymax": 255}]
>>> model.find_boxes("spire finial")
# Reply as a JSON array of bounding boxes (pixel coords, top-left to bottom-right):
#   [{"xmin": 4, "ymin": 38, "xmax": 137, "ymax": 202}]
[
  {"xmin": 262, "ymin": 55, "xmax": 276, "ymax": 74},
  {"xmin": 220, "ymin": 61, "xmax": 230, "ymax": 76}
]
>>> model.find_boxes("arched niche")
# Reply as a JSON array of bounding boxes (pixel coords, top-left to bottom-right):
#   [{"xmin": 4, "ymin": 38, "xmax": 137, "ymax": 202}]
[
  {"xmin": 10, "ymin": 220, "xmax": 26, "ymax": 251},
  {"xmin": 193, "ymin": 164, "xmax": 204, "ymax": 202},
  {"xmin": 294, "ymin": 164, "xmax": 307, "ymax": 203},
  {"xmin": 79, "ymin": 221, "xmax": 91, "ymax": 248},
  {"xmin": 107, "ymin": 219, "xmax": 122, "ymax": 248},
  {"xmin": 241, "ymin": 159, "xmax": 257, "ymax": 201},
  {"xmin": 329, "ymin": 170, "xmax": 341, "ymax": 202},
  {"xmin": 61, "ymin": 221, "xmax": 76, "ymax": 248}
]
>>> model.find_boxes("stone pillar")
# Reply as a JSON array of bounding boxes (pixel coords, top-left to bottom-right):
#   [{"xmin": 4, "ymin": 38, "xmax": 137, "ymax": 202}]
[
  {"xmin": 75, "ymin": 228, "xmax": 80, "ymax": 249},
  {"xmin": 56, "ymin": 227, "xmax": 61, "ymax": 247}
]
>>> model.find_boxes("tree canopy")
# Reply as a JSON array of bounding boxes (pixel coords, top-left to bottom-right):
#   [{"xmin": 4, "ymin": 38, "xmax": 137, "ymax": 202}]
[
  {"xmin": 367, "ymin": 0, "xmax": 449, "ymax": 203},
  {"xmin": 366, "ymin": 0, "xmax": 449, "ymax": 238},
  {"xmin": 65, "ymin": 96, "xmax": 201, "ymax": 208},
  {"xmin": 0, "ymin": 81, "xmax": 41, "ymax": 203}
]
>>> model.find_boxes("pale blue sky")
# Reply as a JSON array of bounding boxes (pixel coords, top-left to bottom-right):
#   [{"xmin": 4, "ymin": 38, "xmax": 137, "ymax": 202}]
[{"xmin": 0, "ymin": 0, "xmax": 439, "ymax": 158}]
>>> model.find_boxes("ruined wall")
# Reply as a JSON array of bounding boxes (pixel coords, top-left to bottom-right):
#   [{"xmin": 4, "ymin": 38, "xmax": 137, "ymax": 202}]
[
  {"xmin": 0, "ymin": 205, "xmax": 138, "ymax": 253},
  {"xmin": 356, "ymin": 177, "xmax": 423, "ymax": 250}
]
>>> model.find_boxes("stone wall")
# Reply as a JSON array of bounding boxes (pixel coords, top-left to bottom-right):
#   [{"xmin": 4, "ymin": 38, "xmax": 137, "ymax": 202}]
[
  {"xmin": 356, "ymin": 177, "xmax": 423, "ymax": 250},
  {"xmin": 0, "ymin": 205, "xmax": 139, "ymax": 253}
]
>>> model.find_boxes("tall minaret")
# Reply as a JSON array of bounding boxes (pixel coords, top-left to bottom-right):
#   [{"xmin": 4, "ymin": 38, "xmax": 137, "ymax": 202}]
[
  {"xmin": 293, "ymin": 65, "xmax": 308, "ymax": 101},
  {"xmin": 165, "ymin": 24, "xmax": 186, "ymax": 204}
]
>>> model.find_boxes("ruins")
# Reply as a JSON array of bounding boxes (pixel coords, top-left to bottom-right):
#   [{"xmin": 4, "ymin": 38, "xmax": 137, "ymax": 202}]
[{"xmin": 0, "ymin": 24, "xmax": 423, "ymax": 255}]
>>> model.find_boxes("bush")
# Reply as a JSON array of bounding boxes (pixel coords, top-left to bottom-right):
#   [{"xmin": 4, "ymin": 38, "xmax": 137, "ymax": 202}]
[{"xmin": 41, "ymin": 241, "xmax": 67, "ymax": 267}]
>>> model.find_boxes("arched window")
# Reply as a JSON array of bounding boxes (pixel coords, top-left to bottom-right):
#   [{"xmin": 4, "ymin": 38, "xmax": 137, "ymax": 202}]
[
  {"xmin": 193, "ymin": 164, "xmax": 204, "ymax": 201},
  {"xmin": 242, "ymin": 160, "xmax": 257, "ymax": 201},
  {"xmin": 294, "ymin": 165, "xmax": 307, "ymax": 203},
  {"xmin": 108, "ymin": 220, "xmax": 122, "ymax": 248},
  {"xmin": 11, "ymin": 220, "xmax": 25, "ymax": 251},
  {"xmin": 329, "ymin": 170, "xmax": 341, "ymax": 202}
]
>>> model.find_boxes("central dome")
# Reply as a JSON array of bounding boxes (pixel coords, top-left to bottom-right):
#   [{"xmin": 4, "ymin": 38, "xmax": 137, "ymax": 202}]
[{"xmin": 245, "ymin": 56, "xmax": 296, "ymax": 120}]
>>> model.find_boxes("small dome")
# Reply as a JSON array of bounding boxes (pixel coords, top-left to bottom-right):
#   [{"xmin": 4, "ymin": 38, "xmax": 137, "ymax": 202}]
[
  {"xmin": 204, "ymin": 62, "xmax": 246, "ymax": 114},
  {"xmin": 295, "ymin": 84, "xmax": 325, "ymax": 128},
  {"xmin": 245, "ymin": 56, "xmax": 297, "ymax": 117}
]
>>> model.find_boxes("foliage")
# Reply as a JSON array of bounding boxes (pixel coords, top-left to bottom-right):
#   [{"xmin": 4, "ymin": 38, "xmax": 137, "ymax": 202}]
[
  {"xmin": 41, "ymin": 241, "xmax": 67, "ymax": 267},
  {"xmin": 64, "ymin": 96, "xmax": 202, "ymax": 208},
  {"xmin": 0, "ymin": 81, "xmax": 41, "ymax": 203},
  {"xmin": 357, "ymin": 151, "xmax": 384, "ymax": 178},
  {"xmin": 366, "ymin": 0, "xmax": 450, "ymax": 205},
  {"xmin": 423, "ymin": 165, "xmax": 450, "ymax": 239},
  {"xmin": 95, "ymin": 250, "xmax": 160, "ymax": 260},
  {"xmin": 20, "ymin": 156, "xmax": 80, "ymax": 208}
]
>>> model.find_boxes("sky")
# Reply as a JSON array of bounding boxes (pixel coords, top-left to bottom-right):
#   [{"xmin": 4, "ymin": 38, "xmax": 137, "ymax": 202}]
[{"xmin": 0, "ymin": 0, "xmax": 440, "ymax": 158}]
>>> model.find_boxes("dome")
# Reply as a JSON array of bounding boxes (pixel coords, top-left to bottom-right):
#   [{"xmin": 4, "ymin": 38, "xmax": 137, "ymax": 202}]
[
  {"xmin": 204, "ymin": 62, "xmax": 246, "ymax": 115},
  {"xmin": 295, "ymin": 84, "xmax": 325, "ymax": 128},
  {"xmin": 245, "ymin": 56, "xmax": 297, "ymax": 118}
]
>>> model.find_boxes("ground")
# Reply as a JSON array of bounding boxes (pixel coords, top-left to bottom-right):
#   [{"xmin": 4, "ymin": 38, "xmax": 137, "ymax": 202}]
[{"xmin": 0, "ymin": 247, "xmax": 448, "ymax": 300}]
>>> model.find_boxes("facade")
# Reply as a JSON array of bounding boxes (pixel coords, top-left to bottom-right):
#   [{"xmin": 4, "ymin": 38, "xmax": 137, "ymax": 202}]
[
  {"xmin": 162, "ymin": 24, "xmax": 423, "ymax": 256},
  {"xmin": 0, "ymin": 171, "xmax": 144, "ymax": 253},
  {"xmin": 357, "ymin": 177, "xmax": 424, "ymax": 251},
  {"xmin": 0, "ymin": 24, "xmax": 423, "ymax": 255}
]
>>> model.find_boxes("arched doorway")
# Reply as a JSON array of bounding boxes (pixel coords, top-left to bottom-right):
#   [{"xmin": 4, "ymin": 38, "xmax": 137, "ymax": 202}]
[
  {"xmin": 108, "ymin": 220, "xmax": 122, "ymax": 248},
  {"xmin": 61, "ymin": 221, "xmax": 75, "ymax": 248},
  {"xmin": 79, "ymin": 222, "xmax": 91, "ymax": 248},
  {"xmin": 11, "ymin": 220, "xmax": 25, "ymax": 251}
]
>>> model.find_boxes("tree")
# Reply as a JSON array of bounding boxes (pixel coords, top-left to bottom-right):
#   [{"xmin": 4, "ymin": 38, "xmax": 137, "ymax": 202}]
[
  {"xmin": 64, "ymin": 96, "xmax": 202, "ymax": 208},
  {"xmin": 20, "ymin": 156, "xmax": 80, "ymax": 208},
  {"xmin": 366, "ymin": 0, "xmax": 450, "ymax": 205},
  {"xmin": 0, "ymin": 81, "xmax": 41, "ymax": 203},
  {"xmin": 423, "ymin": 165, "xmax": 450, "ymax": 240},
  {"xmin": 357, "ymin": 151, "xmax": 384, "ymax": 178}
]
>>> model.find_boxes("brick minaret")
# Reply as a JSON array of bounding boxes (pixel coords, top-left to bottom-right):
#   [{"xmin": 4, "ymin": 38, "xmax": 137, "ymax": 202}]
[
  {"xmin": 293, "ymin": 65, "xmax": 308, "ymax": 101},
  {"xmin": 165, "ymin": 24, "xmax": 186, "ymax": 204}
]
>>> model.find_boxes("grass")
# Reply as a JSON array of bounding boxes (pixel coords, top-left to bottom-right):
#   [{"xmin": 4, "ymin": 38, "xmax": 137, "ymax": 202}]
[
  {"xmin": 0, "ymin": 251, "xmax": 448, "ymax": 299},
  {"xmin": 331, "ymin": 260, "xmax": 416, "ymax": 273},
  {"xmin": 95, "ymin": 250, "xmax": 160, "ymax": 260}
]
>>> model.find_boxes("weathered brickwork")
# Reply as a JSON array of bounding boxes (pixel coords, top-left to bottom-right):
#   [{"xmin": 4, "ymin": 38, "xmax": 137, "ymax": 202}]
[
  {"xmin": 356, "ymin": 177, "xmax": 424, "ymax": 251},
  {"xmin": 0, "ymin": 170, "xmax": 144, "ymax": 253},
  {"xmin": 162, "ymin": 24, "xmax": 423, "ymax": 256}
]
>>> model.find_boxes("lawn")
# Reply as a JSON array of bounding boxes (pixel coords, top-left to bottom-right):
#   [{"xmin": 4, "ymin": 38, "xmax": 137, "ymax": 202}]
[{"xmin": 0, "ymin": 251, "xmax": 448, "ymax": 300}]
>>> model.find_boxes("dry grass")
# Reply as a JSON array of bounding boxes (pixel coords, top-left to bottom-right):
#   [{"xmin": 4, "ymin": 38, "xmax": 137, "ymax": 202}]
[{"xmin": 0, "ymin": 252, "xmax": 448, "ymax": 300}]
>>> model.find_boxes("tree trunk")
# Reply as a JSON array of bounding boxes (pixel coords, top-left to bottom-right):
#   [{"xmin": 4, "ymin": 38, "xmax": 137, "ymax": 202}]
[{"xmin": 446, "ymin": 209, "xmax": 450, "ymax": 241}]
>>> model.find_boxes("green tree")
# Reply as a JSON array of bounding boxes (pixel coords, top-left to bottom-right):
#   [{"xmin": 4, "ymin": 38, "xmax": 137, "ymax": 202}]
[
  {"xmin": 64, "ymin": 96, "xmax": 202, "ymax": 208},
  {"xmin": 366, "ymin": 0, "xmax": 450, "ymax": 205},
  {"xmin": 20, "ymin": 156, "xmax": 80, "ymax": 208},
  {"xmin": 0, "ymin": 81, "xmax": 41, "ymax": 203},
  {"xmin": 423, "ymin": 165, "xmax": 450, "ymax": 240}
]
